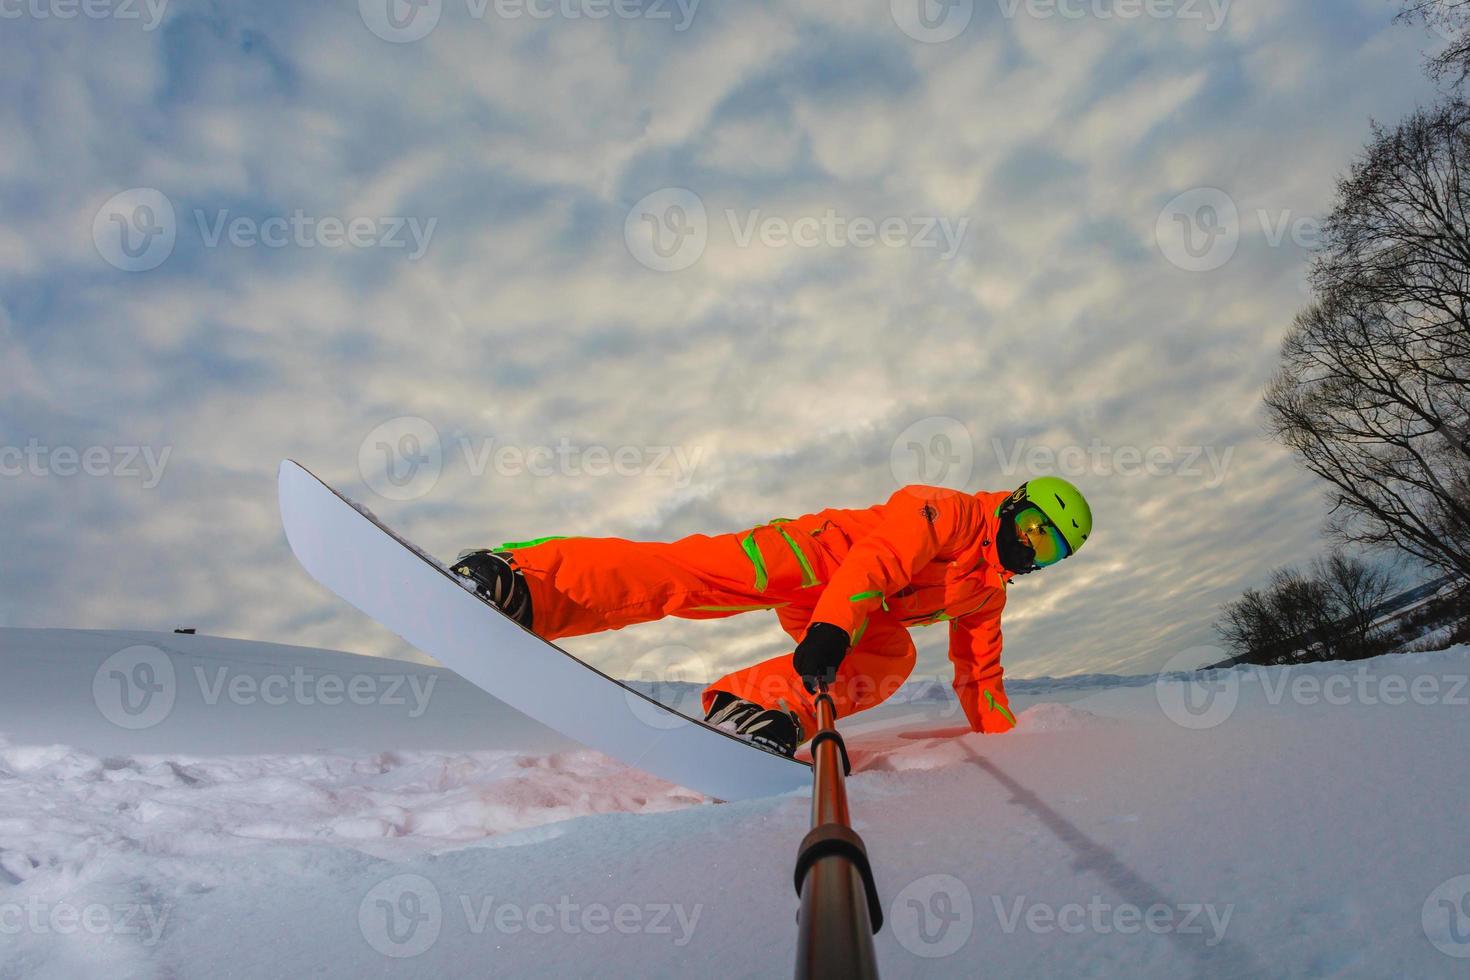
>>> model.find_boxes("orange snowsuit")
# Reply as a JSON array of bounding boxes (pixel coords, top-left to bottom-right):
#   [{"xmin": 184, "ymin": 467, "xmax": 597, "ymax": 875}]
[{"xmin": 502, "ymin": 485, "xmax": 1018, "ymax": 741}]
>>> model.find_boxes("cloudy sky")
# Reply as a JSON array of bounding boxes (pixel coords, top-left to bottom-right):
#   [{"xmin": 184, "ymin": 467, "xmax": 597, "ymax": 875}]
[{"xmin": 0, "ymin": 0, "xmax": 1448, "ymax": 686}]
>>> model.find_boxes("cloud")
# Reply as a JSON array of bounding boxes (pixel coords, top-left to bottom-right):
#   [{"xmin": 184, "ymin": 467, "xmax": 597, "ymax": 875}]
[{"xmin": 0, "ymin": 0, "xmax": 1443, "ymax": 688}]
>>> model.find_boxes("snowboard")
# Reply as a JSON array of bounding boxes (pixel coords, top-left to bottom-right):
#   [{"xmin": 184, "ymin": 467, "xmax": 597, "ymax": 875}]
[{"xmin": 277, "ymin": 460, "xmax": 811, "ymax": 801}]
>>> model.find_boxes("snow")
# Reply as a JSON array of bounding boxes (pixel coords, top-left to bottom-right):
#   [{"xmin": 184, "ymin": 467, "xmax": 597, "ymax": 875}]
[{"xmin": 2, "ymin": 628, "xmax": 1470, "ymax": 977}]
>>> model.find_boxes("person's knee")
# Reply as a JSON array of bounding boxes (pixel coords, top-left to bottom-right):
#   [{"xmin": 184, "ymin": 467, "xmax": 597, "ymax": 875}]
[{"xmin": 832, "ymin": 644, "xmax": 914, "ymax": 706}]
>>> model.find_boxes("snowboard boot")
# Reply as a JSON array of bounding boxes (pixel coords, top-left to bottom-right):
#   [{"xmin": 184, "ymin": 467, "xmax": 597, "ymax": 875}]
[
  {"xmin": 449, "ymin": 550, "xmax": 533, "ymax": 629},
  {"xmin": 704, "ymin": 691, "xmax": 803, "ymax": 758}
]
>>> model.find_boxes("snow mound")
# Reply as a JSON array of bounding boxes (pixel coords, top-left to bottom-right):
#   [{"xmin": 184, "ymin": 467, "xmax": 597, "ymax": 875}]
[
  {"xmin": 1012, "ymin": 701, "xmax": 1112, "ymax": 731},
  {"xmin": 0, "ymin": 741, "xmax": 703, "ymax": 883}
]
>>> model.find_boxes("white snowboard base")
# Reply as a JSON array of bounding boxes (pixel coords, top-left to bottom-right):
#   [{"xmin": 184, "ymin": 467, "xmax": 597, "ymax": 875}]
[{"xmin": 278, "ymin": 460, "xmax": 811, "ymax": 801}]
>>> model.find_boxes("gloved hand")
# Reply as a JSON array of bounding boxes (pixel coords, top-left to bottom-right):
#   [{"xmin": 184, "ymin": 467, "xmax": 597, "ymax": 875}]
[{"xmin": 792, "ymin": 622, "xmax": 851, "ymax": 694}]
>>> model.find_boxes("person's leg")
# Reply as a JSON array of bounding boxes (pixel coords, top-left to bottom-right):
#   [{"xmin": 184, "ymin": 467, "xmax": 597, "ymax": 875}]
[
  {"xmin": 504, "ymin": 525, "xmax": 832, "ymax": 641},
  {"xmin": 702, "ymin": 613, "xmax": 916, "ymax": 740}
]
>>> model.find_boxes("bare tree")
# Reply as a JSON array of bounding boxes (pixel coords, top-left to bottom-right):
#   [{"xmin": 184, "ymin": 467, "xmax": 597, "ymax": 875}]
[
  {"xmin": 1216, "ymin": 553, "xmax": 1398, "ymax": 664},
  {"xmin": 1217, "ymin": 568, "xmax": 1332, "ymax": 664},
  {"xmin": 1313, "ymin": 552, "xmax": 1399, "ymax": 659},
  {"xmin": 1264, "ymin": 101, "xmax": 1470, "ymax": 581},
  {"xmin": 1399, "ymin": 0, "xmax": 1470, "ymax": 86},
  {"xmin": 1216, "ymin": 587, "xmax": 1279, "ymax": 663}
]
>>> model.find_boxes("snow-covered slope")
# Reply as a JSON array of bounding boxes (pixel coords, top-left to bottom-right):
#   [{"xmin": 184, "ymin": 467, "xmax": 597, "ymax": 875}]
[{"xmin": 2, "ymin": 628, "xmax": 1469, "ymax": 978}]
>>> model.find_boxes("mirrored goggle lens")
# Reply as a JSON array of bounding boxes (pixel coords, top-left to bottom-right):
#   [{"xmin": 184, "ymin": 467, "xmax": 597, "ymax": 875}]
[{"xmin": 1014, "ymin": 507, "xmax": 1070, "ymax": 567}]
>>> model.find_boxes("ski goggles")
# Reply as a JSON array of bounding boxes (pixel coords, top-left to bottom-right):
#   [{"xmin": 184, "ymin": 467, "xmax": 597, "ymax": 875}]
[{"xmin": 1013, "ymin": 506, "xmax": 1071, "ymax": 568}]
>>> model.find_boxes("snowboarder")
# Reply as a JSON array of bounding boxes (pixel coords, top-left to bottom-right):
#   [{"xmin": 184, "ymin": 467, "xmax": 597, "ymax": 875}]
[{"xmin": 450, "ymin": 477, "xmax": 1092, "ymax": 757}]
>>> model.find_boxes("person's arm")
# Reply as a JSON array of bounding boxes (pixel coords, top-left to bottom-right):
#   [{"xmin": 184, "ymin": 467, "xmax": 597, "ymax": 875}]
[
  {"xmin": 948, "ymin": 603, "xmax": 1016, "ymax": 733},
  {"xmin": 807, "ymin": 487, "xmax": 984, "ymax": 637}
]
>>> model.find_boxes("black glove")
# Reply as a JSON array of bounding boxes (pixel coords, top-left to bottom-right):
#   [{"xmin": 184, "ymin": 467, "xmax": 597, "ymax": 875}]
[{"xmin": 792, "ymin": 622, "xmax": 851, "ymax": 694}]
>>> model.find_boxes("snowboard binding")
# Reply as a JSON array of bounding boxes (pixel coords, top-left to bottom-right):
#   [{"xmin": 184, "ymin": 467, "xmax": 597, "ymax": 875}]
[
  {"xmin": 450, "ymin": 550, "xmax": 534, "ymax": 630},
  {"xmin": 705, "ymin": 691, "xmax": 803, "ymax": 758}
]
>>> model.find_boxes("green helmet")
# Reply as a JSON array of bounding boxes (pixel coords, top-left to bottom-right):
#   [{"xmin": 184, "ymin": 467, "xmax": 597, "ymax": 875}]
[
  {"xmin": 996, "ymin": 476, "xmax": 1092, "ymax": 572},
  {"xmin": 1021, "ymin": 476, "xmax": 1092, "ymax": 555}
]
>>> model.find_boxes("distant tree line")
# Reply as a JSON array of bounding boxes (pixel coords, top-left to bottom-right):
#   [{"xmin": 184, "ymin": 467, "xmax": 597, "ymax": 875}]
[
  {"xmin": 1217, "ymin": 553, "xmax": 1398, "ymax": 665},
  {"xmin": 1217, "ymin": 1, "xmax": 1470, "ymax": 664}
]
